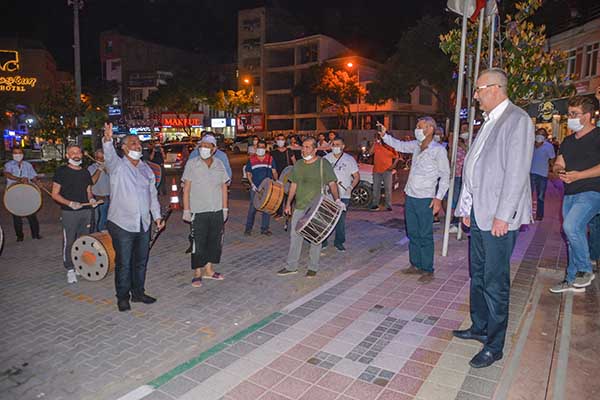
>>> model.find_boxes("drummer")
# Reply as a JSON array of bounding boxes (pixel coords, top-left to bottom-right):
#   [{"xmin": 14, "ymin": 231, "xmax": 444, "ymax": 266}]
[
  {"xmin": 244, "ymin": 140, "xmax": 278, "ymax": 236},
  {"xmin": 182, "ymin": 135, "xmax": 229, "ymax": 288},
  {"xmin": 88, "ymin": 149, "xmax": 110, "ymax": 232},
  {"xmin": 323, "ymin": 137, "xmax": 360, "ymax": 252},
  {"xmin": 103, "ymin": 124, "xmax": 164, "ymax": 312},
  {"xmin": 272, "ymin": 134, "xmax": 296, "ymax": 219},
  {"xmin": 3, "ymin": 148, "xmax": 42, "ymax": 241},
  {"xmin": 278, "ymin": 137, "xmax": 345, "ymax": 278},
  {"xmin": 51, "ymin": 144, "xmax": 97, "ymax": 284}
]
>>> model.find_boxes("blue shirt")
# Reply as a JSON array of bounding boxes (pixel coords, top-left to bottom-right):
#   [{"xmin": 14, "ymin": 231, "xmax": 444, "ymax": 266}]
[
  {"xmin": 4, "ymin": 160, "xmax": 37, "ymax": 187},
  {"xmin": 530, "ymin": 141, "xmax": 555, "ymax": 177},
  {"xmin": 245, "ymin": 154, "xmax": 275, "ymax": 187},
  {"xmin": 189, "ymin": 148, "xmax": 232, "ymax": 180},
  {"xmin": 102, "ymin": 141, "xmax": 162, "ymax": 232}
]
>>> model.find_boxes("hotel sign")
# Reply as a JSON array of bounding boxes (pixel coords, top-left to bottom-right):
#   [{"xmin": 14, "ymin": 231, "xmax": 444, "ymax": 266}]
[{"xmin": 0, "ymin": 50, "xmax": 38, "ymax": 92}]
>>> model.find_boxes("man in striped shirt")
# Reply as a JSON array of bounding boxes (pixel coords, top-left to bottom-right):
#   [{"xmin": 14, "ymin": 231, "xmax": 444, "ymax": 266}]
[{"xmin": 244, "ymin": 141, "xmax": 278, "ymax": 236}]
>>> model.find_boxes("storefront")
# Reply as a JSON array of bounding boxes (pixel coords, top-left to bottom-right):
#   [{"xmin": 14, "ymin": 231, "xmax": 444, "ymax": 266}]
[{"xmin": 159, "ymin": 112, "xmax": 204, "ymax": 141}]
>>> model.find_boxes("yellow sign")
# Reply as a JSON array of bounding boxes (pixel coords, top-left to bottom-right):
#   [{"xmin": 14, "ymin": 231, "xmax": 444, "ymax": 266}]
[
  {"xmin": 0, "ymin": 50, "xmax": 20, "ymax": 72},
  {"xmin": 0, "ymin": 76, "xmax": 37, "ymax": 92}
]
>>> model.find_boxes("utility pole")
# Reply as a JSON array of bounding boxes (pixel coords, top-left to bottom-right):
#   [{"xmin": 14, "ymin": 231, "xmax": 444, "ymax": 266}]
[{"xmin": 68, "ymin": 0, "xmax": 83, "ymax": 142}]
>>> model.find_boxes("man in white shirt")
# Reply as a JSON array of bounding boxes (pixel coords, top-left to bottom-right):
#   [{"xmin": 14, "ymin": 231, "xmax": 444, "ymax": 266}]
[
  {"xmin": 378, "ymin": 117, "xmax": 450, "ymax": 283},
  {"xmin": 103, "ymin": 123, "xmax": 165, "ymax": 312},
  {"xmin": 323, "ymin": 137, "xmax": 360, "ymax": 252},
  {"xmin": 88, "ymin": 149, "xmax": 111, "ymax": 231},
  {"xmin": 3, "ymin": 148, "xmax": 41, "ymax": 241},
  {"xmin": 453, "ymin": 68, "xmax": 534, "ymax": 369}
]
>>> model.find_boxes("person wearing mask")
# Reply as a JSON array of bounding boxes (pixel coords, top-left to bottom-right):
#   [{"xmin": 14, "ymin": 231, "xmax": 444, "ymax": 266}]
[
  {"xmin": 448, "ymin": 127, "xmax": 469, "ymax": 233},
  {"xmin": 453, "ymin": 68, "xmax": 534, "ymax": 369},
  {"xmin": 189, "ymin": 133, "xmax": 232, "ymax": 181},
  {"xmin": 149, "ymin": 141, "xmax": 167, "ymax": 195},
  {"xmin": 277, "ymin": 138, "xmax": 343, "ymax": 278},
  {"xmin": 323, "ymin": 137, "xmax": 360, "ymax": 251},
  {"xmin": 51, "ymin": 144, "xmax": 97, "ymax": 284},
  {"xmin": 316, "ymin": 132, "xmax": 330, "ymax": 157},
  {"xmin": 271, "ymin": 134, "xmax": 296, "ymax": 218},
  {"xmin": 248, "ymin": 135, "xmax": 259, "ymax": 155},
  {"xmin": 378, "ymin": 117, "xmax": 450, "ymax": 284},
  {"xmin": 182, "ymin": 135, "xmax": 229, "ymax": 288},
  {"xmin": 244, "ymin": 141, "xmax": 278, "ymax": 236},
  {"xmin": 530, "ymin": 128, "xmax": 556, "ymax": 221},
  {"xmin": 3, "ymin": 148, "xmax": 42, "ymax": 241},
  {"xmin": 289, "ymin": 135, "xmax": 302, "ymax": 161},
  {"xmin": 88, "ymin": 149, "xmax": 111, "ymax": 232},
  {"xmin": 549, "ymin": 95, "xmax": 600, "ymax": 293},
  {"xmin": 369, "ymin": 137, "xmax": 398, "ymax": 211}
]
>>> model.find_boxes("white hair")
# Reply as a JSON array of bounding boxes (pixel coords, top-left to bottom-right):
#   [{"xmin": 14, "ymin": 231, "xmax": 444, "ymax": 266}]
[
  {"xmin": 417, "ymin": 116, "xmax": 438, "ymax": 130},
  {"xmin": 479, "ymin": 68, "xmax": 508, "ymax": 93}
]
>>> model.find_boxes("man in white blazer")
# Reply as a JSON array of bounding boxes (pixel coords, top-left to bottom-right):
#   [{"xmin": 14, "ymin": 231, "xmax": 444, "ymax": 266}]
[{"xmin": 453, "ymin": 68, "xmax": 534, "ymax": 368}]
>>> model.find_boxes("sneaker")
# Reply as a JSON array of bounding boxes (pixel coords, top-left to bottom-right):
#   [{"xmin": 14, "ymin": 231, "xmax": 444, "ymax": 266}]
[
  {"xmin": 335, "ymin": 244, "xmax": 346, "ymax": 252},
  {"xmin": 321, "ymin": 242, "xmax": 328, "ymax": 250},
  {"xmin": 369, "ymin": 206, "xmax": 379, "ymax": 211},
  {"xmin": 261, "ymin": 230, "xmax": 272, "ymax": 236},
  {"xmin": 573, "ymin": 272, "xmax": 595, "ymax": 288},
  {"xmin": 385, "ymin": 207, "xmax": 393, "ymax": 212},
  {"xmin": 277, "ymin": 268, "xmax": 298, "ymax": 276},
  {"xmin": 244, "ymin": 230, "xmax": 252, "ymax": 236},
  {"xmin": 401, "ymin": 266, "xmax": 423, "ymax": 275},
  {"xmin": 418, "ymin": 272, "xmax": 434, "ymax": 284},
  {"xmin": 67, "ymin": 269, "xmax": 78, "ymax": 284},
  {"xmin": 448, "ymin": 225, "xmax": 459, "ymax": 233},
  {"xmin": 549, "ymin": 280, "xmax": 585, "ymax": 293},
  {"xmin": 306, "ymin": 270, "xmax": 317, "ymax": 278}
]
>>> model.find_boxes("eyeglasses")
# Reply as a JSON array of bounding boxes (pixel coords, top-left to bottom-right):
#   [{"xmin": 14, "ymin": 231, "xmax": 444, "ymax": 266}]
[{"xmin": 474, "ymin": 84, "xmax": 502, "ymax": 93}]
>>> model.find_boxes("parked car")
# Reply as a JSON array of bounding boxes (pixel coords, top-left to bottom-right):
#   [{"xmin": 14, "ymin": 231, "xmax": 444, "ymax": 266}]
[
  {"xmin": 230, "ymin": 136, "xmax": 251, "ymax": 154},
  {"xmin": 163, "ymin": 142, "xmax": 195, "ymax": 172},
  {"xmin": 350, "ymin": 162, "xmax": 401, "ymax": 208}
]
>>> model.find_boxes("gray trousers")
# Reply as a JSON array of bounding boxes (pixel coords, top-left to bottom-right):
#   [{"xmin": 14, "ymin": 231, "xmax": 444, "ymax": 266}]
[
  {"xmin": 286, "ymin": 209, "xmax": 321, "ymax": 272},
  {"xmin": 61, "ymin": 209, "xmax": 92, "ymax": 270},
  {"xmin": 372, "ymin": 170, "xmax": 393, "ymax": 208}
]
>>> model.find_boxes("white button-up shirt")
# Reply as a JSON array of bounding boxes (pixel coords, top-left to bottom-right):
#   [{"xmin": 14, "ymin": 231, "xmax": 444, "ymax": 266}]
[
  {"xmin": 459, "ymin": 99, "xmax": 510, "ymax": 216},
  {"xmin": 4, "ymin": 160, "xmax": 37, "ymax": 187},
  {"xmin": 382, "ymin": 135, "xmax": 450, "ymax": 199},
  {"xmin": 103, "ymin": 141, "xmax": 161, "ymax": 232},
  {"xmin": 324, "ymin": 152, "xmax": 359, "ymax": 199}
]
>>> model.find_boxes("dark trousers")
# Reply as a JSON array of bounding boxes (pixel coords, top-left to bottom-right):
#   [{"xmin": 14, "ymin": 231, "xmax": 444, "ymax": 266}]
[
  {"xmin": 405, "ymin": 196, "xmax": 434, "ymax": 272},
  {"xmin": 245, "ymin": 191, "xmax": 270, "ymax": 232},
  {"xmin": 530, "ymin": 173, "xmax": 548, "ymax": 218},
  {"xmin": 469, "ymin": 211, "xmax": 518, "ymax": 354},
  {"xmin": 191, "ymin": 211, "xmax": 224, "ymax": 269},
  {"xmin": 108, "ymin": 221, "xmax": 151, "ymax": 301},
  {"xmin": 12, "ymin": 213, "xmax": 40, "ymax": 239},
  {"xmin": 323, "ymin": 198, "xmax": 350, "ymax": 247},
  {"xmin": 590, "ymin": 213, "xmax": 600, "ymax": 261}
]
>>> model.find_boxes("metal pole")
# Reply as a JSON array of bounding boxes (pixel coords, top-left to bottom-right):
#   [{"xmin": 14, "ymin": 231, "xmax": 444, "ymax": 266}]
[
  {"xmin": 489, "ymin": 12, "xmax": 495, "ymax": 68},
  {"xmin": 357, "ymin": 67, "xmax": 360, "ymax": 130},
  {"xmin": 468, "ymin": 9, "xmax": 485, "ymax": 149},
  {"xmin": 458, "ymin": 54, "xmax": 474, "ymax": 241},
  {"xmin": 69, "ymin": 0, "xmax": 83, "ymax": 144},
  {"xmin": 442, "ymin": 0, "xmax": 470, "ymax": 257}
]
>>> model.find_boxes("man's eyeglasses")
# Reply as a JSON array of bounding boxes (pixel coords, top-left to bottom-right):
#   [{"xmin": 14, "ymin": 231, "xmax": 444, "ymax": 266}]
[{"xmin": 474, "ymin": 84, "xmax": 502, "ymax": 93}]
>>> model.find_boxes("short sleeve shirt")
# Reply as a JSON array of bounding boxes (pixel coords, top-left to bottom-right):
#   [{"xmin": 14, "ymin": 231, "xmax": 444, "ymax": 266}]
[
  {"xmin": 4, "ymin": 160, "xmax": 37, "ymax": 187},
  {"xmin": 559, "ymin": 128, "xmax": 600, "ymax": 195},
  {"xmin": 324, "ymin": 152, "xmax": 359, "ymax": 199},
  {"xmin": 87, "ymin": 163, "xmax": 111, "ymax": 196},
  {"xmin": 182, "ymin": 157, "xmax": 229, "ymax": 213},
  {"xmin": 245, "ymin": 154, "xmax": 275, "ymax": 187},
  {"xmin": 530, "ymin": 141, "xmax": 555, "ymax": 177},
  {"xmin": 271, "ymin": 148, "xmax": 293, "ymax": 175},
  {"xmin": 53, "ymin": 165, "xmax": 93, "ymax": 210},
  {"xmin": 289, "ymin": 158, "xmax": 337, "ymax": 209}
]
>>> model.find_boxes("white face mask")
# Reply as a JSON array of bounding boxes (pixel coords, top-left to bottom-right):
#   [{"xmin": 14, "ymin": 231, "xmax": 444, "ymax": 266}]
[
  {"xmin": 332, "ymin": 147, "xmax": 342, "ymax": 155},
  {"xmin": 200, "ymin": 147, "xmax": 212, "ymax": 159},
  {"xmin": 12, "ymin": 154, "xmax": 23, "ymax": 162},
  {"xmin": 459, "ymin": 132, "xmax": 469, "ymax": 140},
  {"xmin": 433, "ymin": 135, "xmax": 441, "ymax": 142},
  {"xmin": 256, "ymin": 148, "xmax": 266, "ymax": 157},
  {"xmin": 303, "ymin": 154, "xmax": 314, "ymax": 161},
  {"xmin": 535, "ymin": 135, "xmax": 545, "ymax": 143},
  {"xmin": 68, "ymin": 158, "xmax": 82, "ymax": 166},
  {"xmin": 567, "ymin": 118, "xmax": 584, "ymax": 132},
  {"xmin": 276, "ymin": 140, "xmax": 285, "ymax": 147},
  {"xmin": 414, "ymin": 128, "xmax": 426, "ymax": 142},
  {"xmin": 128, "ymin": 150, "xmax": 143, "ymax": 160}
]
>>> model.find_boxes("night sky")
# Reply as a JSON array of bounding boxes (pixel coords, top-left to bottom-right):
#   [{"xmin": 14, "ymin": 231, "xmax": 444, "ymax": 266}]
[{"xmin": 0, "ymin": 0, "xmax": 584, "ymax": 85}]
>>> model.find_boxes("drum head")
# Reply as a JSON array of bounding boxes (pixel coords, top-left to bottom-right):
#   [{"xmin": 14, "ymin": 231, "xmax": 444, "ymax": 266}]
[
  {"xmin": 3, "ymin": 183, "xmax": 42, "ymax": 217},
  {"xmin": 254, "ymin": 178, "xmax": 273, "ymax": 209},
  {"xmin": 71, "ymin": 233, "xmax": 114, "ymax": 281},
  {"xmin": 295, "ymin": 195, "xmax": 324, "ymax": 231},
  {"xmin": 279, "ymin": 166, "xmax": 293, "ymax": 194}
]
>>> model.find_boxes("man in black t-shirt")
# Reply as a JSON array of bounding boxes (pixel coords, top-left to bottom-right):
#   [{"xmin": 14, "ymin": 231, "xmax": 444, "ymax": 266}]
[
  {"xmin": 52, "ymin": 144, "xmax": 97, "ymax": 284},
  {"xmin": 550, "ymin": 96, "xmax": 600, "ymax": 293}
]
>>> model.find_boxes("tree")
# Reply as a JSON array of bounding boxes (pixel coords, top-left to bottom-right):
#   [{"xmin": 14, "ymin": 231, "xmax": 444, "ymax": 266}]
[
  {"xmin": 211, "ymin": 89, "xmax": 255, "ymax": 116},
  {"xmin": 439, "ymin": 0, "xmax": 575, "ymax": 107},
  {"xmin": 366, "ymin": 15, "xmax": 455, "ymax": 115}
]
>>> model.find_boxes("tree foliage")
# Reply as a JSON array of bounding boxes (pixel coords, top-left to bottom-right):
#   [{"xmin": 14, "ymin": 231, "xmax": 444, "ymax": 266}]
[
  {"xmin": 314, "ymin": 67, "xmax": 367, "ymax": 129},
  {"xmin": 439, "ymin": 0, "xmax": 574, "ymax": 106},
  {"xmin": 211, "ymin": 89, "xmax": 255, "ymax": 115}
]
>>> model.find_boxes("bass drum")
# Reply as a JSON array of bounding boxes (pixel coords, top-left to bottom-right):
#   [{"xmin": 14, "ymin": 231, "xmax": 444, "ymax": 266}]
[
  {"xmin": 3, "ymin": 183, "xmax": 42, "ymax": 217},
  {"xmin": 0, "ymin": 224, "xmax": 4, "ymax": 255},
  {"xmin": 71, "ymin": 231, "xmax": 115, "ymax": 281},
  {"xmin": 254, "ymin": 178, "xmax": 284, "ymax": 215},
  {"xmin": 278, "ymin": 165, "xmax": 294, "ymax": 194},
  {"xmin": 296, "ymin": 195, "xmax": 343, "ymax": 245}
]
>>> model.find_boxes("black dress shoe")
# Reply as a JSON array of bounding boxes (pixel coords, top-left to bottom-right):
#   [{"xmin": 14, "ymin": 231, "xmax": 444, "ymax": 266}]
[
  {"xmin": 117, "ymin": 299, "xmax": 131, "ymax": 312},
  {"xmin": 469, "ymin": 349, "xmax": 503, "ymax": 368},
  {"xmin": 131, "ymin": 294, "xmax": 157, "ymax": 304},
  {"xmin": 452, "ymin": 329, "xmax": 488, "ymax": 344},
  {"xmin": 33, "ymin": 235, "xmax": 42, "ymax": 240},
  {"xmin": 16, "ymin": 237, "xmax": 24, "ymax": 242}
]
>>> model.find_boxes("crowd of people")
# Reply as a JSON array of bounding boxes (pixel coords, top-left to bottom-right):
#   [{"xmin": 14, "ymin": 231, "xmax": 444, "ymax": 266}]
[{"xmin": 2, "ymin": 68, "xmax": 600, "ymax": 370}]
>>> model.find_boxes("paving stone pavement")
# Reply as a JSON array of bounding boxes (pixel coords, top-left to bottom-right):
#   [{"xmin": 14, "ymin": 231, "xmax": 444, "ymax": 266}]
[{"xmin": 0, "ymin": 182, "xmax": 418, "ymax": 400}]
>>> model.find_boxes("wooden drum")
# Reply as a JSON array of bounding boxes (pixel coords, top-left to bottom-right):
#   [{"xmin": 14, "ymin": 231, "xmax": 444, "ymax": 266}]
[
  {"xmin": 296, "ymin": 195, "xmax": 343, "ymax": 245},
  {"xmin": 71, "ymin": 231, "xmax": 115, "ymax": 281},
  {"xmin": 3, "ymin": 183, "xmax": 42, "ymax": 217},
  {"xmin": 253, "ymin": 178, "xmax": 284, "ymax": 215}
]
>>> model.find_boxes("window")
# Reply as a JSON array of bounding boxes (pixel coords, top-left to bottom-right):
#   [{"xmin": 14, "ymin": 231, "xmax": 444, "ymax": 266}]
[
  {"xmin": 566, "ymin": 49, "xmax": 576, "ymax": 78},
  {"xmin": 267, "ymin": 94, "xmax": 294, "ymax": 115},
  {"xmin": 267, "ymin": 119, "xmax": 293, "ymax": 131},
  {"xmin": 419, "ymin": 86, "xmax": 433, "ymax": 105},
  {"xmin": 392, "ymin": 115, "xmax": 411, "ymax": 130},
  {"xmin": 265, "ymin": 71, "xmax": 294, "ymax": 91},
  {"xmin": 298, "ymin": 43, "xmax": 318, "ymax": 64},
  {"xmin": 296, "ymin": 118, "xmax": 316, "ymax": 130},
  {"xmin": 129, "ymin": 89, "xmax": 143, "ymax": 103},
  {"xmin": 266, "ymin": 48, "xmax": 295, "ymax": 68},
  {"xmin": 584, "ymin": 43, "xmax": 599, "ymax": 77}
]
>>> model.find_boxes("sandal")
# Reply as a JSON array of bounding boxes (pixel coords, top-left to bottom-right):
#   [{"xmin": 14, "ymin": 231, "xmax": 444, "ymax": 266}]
[
  {"xmin": 204, "ymin": 272, "xmax": 224, "ymax": 281},
  {"xmin": 191, "ymin": 277, "xmax": 203, "ymax": 287}
]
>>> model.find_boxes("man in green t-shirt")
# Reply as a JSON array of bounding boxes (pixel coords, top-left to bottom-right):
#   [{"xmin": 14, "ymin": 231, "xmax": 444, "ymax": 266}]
[{"xmin": 278, "ymin": 137, "xmax": 344, "ymax": 277}]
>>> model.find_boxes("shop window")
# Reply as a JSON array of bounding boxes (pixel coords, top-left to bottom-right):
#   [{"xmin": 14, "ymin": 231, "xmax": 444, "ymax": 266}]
[{"xmin": 584, "ymin": 42, "xmax": 599, "ymax": 77}]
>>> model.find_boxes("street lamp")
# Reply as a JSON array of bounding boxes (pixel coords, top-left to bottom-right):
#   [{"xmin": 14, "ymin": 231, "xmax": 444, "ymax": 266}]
[
  {"xmin": 347, "ymin": 62, "xmax": 361, "ymax": 130},
  {"xmin": 241, "ymin": 77, "xmax": 255, "ymax": 133}
]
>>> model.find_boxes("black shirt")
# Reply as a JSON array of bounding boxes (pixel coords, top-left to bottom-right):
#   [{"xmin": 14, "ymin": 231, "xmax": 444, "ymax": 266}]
[
  {"xmin": 559, "ymin": 127, "xmax": 600, "ymax": 195},
  {"xmin": 150, "ymin": 148, "xmax": 164, "ymax": 165},
  {"xmin": 271, "ymin": 148, "xmax": 293, "ymax": 175},
  {"xmin": 53, "ymin": 165, "xmax": 93, "ymax": 210}
]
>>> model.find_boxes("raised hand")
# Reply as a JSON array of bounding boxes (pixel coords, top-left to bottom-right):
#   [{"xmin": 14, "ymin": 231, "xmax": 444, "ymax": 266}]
[{"xmin": 103, "ymin": 122, "xmax": 113, "ymax": 142}]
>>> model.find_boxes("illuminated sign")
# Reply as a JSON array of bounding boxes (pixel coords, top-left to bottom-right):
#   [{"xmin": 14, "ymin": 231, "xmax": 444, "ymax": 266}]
[
  {"xmin": 108, "ymin": 106, "xmax": 121, "ymax": 116},
  {"xmin": 0, "ymin": 50, "xmax": 19, "ymax": 72},
  {"xmin": 160, "ymin": 113, "xmax": 203, "ymax": 128},
  {"xmin": 211, "ymin": 118, "xmax": 226, "ymax": 128},
  {"xmin": 0, "ymin": 50, "xmax": 38, "ymax": 92}
]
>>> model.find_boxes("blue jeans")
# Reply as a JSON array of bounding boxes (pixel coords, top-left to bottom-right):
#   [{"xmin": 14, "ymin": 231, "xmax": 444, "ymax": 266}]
[
  {"xmin": 405, "ymin": 196, "xmax": 434, "ymax": 272},
  {"xmin": 530, "ymin": 173, "xmax": 548, "ymax": 218},
  {"xmin": 323, "ymin": 198, "xmax": 350, "ymax": 247},
  {"xmin": 94, "ymin": 198, "xmax": 110, "ymax": 232},
  {"xmin": 562, "ymin": 191, "xmax": 600, "ymax": 283},
  {"xmin": 451, "ymin": 177, "xmax": 462, "ymax": 210},
  {"xmin": 246, "ymin": 190, "xmax": 270, "ymax": 232},
  {"xmin": 589, "ymin": 213, "xmax": 600, "ymax": 261},
  {"xmin": 107, "ymin": 221, "xmax": 151, "ymax": 300}
]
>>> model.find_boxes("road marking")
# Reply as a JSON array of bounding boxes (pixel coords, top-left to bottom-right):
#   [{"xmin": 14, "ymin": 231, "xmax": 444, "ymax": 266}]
[
  {"xmin": 115, "ymin": 385, "xmax": 154, "ymax": 400},
  {"xmin": 552, "ymin": 292, "xmax": 573, "ymax": 400}
]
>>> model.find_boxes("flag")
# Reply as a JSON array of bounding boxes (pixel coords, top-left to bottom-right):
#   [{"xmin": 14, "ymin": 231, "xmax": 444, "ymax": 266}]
[{"xmin": 447, "ymin": 0, "xmax": 495, "ymax": 21}]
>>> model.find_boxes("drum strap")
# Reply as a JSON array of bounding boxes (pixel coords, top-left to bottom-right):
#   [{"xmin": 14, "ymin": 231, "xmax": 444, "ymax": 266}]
[{"xmin": 320, "ymin": 159, "xmax": 324, "ymax": 195}]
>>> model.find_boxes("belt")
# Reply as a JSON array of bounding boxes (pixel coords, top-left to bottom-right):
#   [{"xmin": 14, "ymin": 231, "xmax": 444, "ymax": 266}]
[{"xmin": 95, "ymin": 195, "xmax": 110, "ymax": 200}]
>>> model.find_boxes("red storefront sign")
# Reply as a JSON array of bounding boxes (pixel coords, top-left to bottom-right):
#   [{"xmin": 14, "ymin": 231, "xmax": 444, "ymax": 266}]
[
  {"xmin": 160, "ymin": 112, "xmax": 203, "ymax": 127},
  {"xmin": 237, "ymin": 113, "xmax": 264, "ymax": 132}
]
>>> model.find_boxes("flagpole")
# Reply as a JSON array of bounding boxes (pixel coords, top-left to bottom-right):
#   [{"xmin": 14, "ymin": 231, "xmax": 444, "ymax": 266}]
[
  {"xmin": 489, "ymin": 9, "xmax": 495, "ymax": 67},
  {"xmin": 442, "ymin": 0, "xmax": 470, "ymax": 257}
]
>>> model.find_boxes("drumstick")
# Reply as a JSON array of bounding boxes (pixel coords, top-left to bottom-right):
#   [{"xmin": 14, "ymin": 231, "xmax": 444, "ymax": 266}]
[
  {"xmin": 84, "ymin": 152, "xmax": 98, "ymax": 163},
  {"xmin": 149, "ymin": 207, "xmax": 173, "ymax": 250},
  {"xmin": 36, "ymin": 183, "xmax": 54, "ymax": 197},
  {"xmin": 81, "ymin": 200, "xmax": 104, "ymax": 207},
  {"xmin": 35, "ymin": 183, "xmax": 103, "ymax": 207}
]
